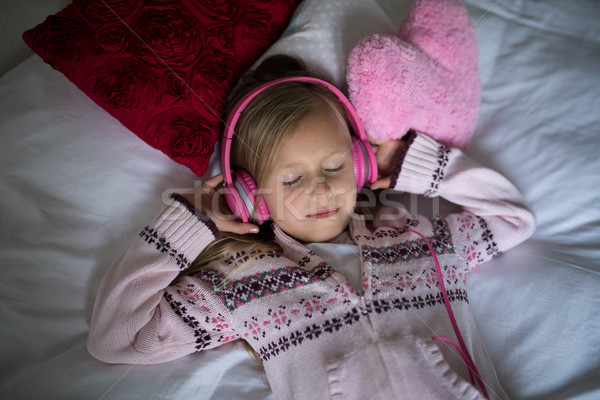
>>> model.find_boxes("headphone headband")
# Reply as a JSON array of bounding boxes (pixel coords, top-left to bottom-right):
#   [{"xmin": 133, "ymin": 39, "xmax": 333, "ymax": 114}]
[{"xmin": 221, "ymin": 76, "xmax": 369, "ymax": 186}]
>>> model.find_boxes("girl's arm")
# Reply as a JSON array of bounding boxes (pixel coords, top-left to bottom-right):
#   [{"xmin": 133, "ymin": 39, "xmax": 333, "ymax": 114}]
[
  {"xmin": 88, "ymin": 194, "xmax": 236, "ymax": 364},
  {"xmin": 382, "ymin": 132, "xmax": 535, "ymax": 268}
]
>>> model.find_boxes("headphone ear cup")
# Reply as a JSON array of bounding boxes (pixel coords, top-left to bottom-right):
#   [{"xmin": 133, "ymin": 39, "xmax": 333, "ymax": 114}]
[
  {"xmin": 226, "ymin": 169, "xmax": 270, "ymax": 225},
  {"xmin": 351, "ymin": 136, "xmax": 378, "ymax": 189},
  {"xmin": 224, "ymin": 175, "xmax": 250, "ymax": 224}
]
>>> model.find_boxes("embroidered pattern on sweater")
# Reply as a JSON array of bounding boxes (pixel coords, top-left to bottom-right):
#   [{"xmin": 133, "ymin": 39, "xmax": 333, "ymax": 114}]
[
  {"xmin": 193, "ymin": 262, "xmax": 335, "ymax": 311},
  {"xmin": 404, "ymin": 217, "xmax": 421, "ymax": 228},
  {"xmin": 363, "ymin": 264, "xmax": 467, "ymax": 297},
  {"xmin": 164, "ymin": 292, "xmax": 237, "ymax": 350},
  {"xmin": 257, "ymin": 289, "xmax": 468, "ymax": 361},
  {"xmin": 424, "ymin": 144, "xmax": 451, "ymax": 197},
  {"xmin": 139, "ymin": 226, "xmax": 189, "ymax": 270},
  {"xmin": 478, "ymin": 216, "xmax": 500, "ymax": 257},
  {"xmin": 222, "ymin": 249, "xmax": 281, "ymax": 267},
  {"xmin": 361, "ymin": 218, "xmax": 454, "ymax": 265},
  {"xmin": 242, "ymin": 293, "xmax": 348, "ymax": 341},
  {"xmin": 457, "ymin": 214, "xmax": 500, "ymax": 266}
]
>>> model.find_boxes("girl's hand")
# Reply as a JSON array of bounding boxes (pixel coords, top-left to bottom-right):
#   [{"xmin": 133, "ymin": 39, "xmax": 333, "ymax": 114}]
[
  {"xmin": 182, "ymin": 173, "xmax": 260, "ymax": 235},
  {"xmin": 368, "ymin": 136, "xmax": 407, "ymax": 190}
]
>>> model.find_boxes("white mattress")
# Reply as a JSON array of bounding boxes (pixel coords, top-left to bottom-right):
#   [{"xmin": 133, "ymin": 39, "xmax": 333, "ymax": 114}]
[{"xmin": 1, "ymin": 0, "xmax": 599, "ymax": 399}]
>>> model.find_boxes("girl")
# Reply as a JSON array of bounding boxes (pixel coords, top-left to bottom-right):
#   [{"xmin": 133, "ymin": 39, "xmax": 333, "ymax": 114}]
[{"xmin": 88, "ymin": 55, "xmax": 535, "ymax": 400}]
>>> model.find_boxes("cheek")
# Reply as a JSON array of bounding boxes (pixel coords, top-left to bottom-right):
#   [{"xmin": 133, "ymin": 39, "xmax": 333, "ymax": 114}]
[
  {"xmin": 263, "ymin": 187, "xmax": 306, "ymax": 221},
  {"xmin": 333, "ymin": 172, "xmax": 358, "ymax": 199},
  {"xmin": 324, "ymin": 183, "xmax": 356, "ymax": 220},
  {"xmin": 341, "ymin": 190, "xmax": 358, "ymax": 214}
]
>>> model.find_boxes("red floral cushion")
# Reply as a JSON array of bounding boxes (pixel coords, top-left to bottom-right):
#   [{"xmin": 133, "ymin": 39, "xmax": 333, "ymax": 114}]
[{"xmin": 23, "ymin": 0, "xmax": 301, "ymax": 177}]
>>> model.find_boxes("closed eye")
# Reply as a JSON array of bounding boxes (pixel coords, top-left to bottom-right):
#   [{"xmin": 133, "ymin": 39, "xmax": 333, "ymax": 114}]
[
  {"xmin": 282, "ymin": 176, "xmax": 302, "ymax": 186},
  {"xmin": 324, "ymin": 164, "xmax": 344, "ymax": 174}
]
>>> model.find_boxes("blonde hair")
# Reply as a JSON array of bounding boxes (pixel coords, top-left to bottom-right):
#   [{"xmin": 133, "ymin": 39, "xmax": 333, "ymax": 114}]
[
  {"xmin": 176, "ymin": 55, "xmax": 350, "ymax": 282},
  {"xmin": 178, "ymin": 55, "xmax": 356, "ymax": 365}
]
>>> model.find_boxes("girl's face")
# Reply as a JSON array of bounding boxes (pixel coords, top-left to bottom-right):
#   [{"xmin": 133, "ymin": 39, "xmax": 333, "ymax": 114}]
[{"xmin": 261, "ymin": 107, "xmax": 357, "ymax": 242}]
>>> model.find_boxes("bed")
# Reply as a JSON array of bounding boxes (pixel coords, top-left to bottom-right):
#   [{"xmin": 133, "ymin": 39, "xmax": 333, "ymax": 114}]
[{"xmin": 1, "ymin": 0, "xmax": 599, "ymax": 399}]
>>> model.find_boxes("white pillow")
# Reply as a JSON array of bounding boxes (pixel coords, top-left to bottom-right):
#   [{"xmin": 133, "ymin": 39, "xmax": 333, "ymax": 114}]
[{"xmin": 254, "ymin": 0, "xmax": 396, "ymax": 91}]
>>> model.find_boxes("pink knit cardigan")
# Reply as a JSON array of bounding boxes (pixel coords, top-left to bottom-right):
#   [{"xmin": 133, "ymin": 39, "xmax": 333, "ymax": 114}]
[{"xmin": 88, "ymin": 134, "xmax": 534, "ymax": 399}]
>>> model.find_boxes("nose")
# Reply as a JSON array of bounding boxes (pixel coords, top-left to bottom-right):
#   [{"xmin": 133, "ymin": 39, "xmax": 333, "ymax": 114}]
[{"xmin": 308, "ymin": 177, "xmax": 332, "ymax": 199}]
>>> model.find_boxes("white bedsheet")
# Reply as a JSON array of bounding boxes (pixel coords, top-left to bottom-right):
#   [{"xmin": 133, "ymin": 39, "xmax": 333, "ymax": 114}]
[{"xmin": 1, "ymin": 0, "xmax": 599, "ymax": 399}]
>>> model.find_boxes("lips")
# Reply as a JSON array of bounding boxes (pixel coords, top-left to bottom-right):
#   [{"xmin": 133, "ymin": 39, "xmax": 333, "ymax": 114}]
[{"xmin": 306, "ymin": 207, "xmax": 340, "ymax": 219}]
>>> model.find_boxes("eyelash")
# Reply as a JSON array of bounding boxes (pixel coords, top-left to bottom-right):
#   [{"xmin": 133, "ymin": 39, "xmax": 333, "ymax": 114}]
[
  {"xmin": 325, "ymin": 164, "xmax": 344, "ymax": 174},
  {"xmin": 282, "ymin": 176, "xmax": 302, "ymax": 187},
  {"xmin": 282, "ymin": 164, "xmax": 345, "ymax": 187}
]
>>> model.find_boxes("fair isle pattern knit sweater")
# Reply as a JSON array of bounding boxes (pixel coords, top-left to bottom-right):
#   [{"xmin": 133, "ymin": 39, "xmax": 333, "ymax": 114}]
[{"xmin": 88, "ymin": 134, "xmax": 535, "ymax": 400}]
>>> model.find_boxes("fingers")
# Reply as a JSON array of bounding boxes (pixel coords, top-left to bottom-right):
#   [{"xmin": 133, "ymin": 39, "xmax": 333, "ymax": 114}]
[
  {"xmin": 366, "ymin": 134, "xmax": 384, "ymax": 146},
  {"xmin": 208, "ymin": 186, "xmax": 261, "ymax": 235},
  {"xmin": 182, "ymin": 173, "xmax": 223, "ymax": 203},
  {"xmin": 370, "ymin": 176, "xmax": 392, "ymax": 191},
  {"xmin": 184, "ymin": 173, "xmax": 262, "ymax": 235},
  {"xmin": 368, "ymin": 139, "xmax": 403, "ymax": 178},
  {"xmin": 202, "ymin": 173, "xmax": 224, "ymax": 190},
  {"xmin": 210, "ymin": 199, "xmax": 260, "ymax": 234},
  {"xmin": 215, "ymin": 219, "xmax": 260, "ymax": 235}
]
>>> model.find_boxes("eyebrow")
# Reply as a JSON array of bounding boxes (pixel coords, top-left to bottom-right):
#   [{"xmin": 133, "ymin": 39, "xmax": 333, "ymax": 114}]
[{"xmin": 277, "ymin": 150, "xmax": 348, "ymax": 169}]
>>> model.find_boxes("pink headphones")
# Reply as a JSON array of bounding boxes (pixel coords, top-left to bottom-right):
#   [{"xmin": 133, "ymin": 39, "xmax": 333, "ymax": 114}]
[{"xmin": 221, "ymin": 76, "xmax": 378, "ymax": 225}]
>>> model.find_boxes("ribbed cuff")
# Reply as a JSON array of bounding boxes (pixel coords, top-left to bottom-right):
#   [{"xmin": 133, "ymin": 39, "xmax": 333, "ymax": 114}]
[
  {"xmin": 389, "ymin": 131, "xmax": 417, "ymax": 189},
  {"xmin": 391, "ymin": 132, "xmax": 450, "ymax": 197},
  {"xmin": 170, "ymin": 193, "xmax": 219, "ymax": 237},
  {"xmin": 148, "ymin": 195, "xmax": 218, "ymax": 261}
]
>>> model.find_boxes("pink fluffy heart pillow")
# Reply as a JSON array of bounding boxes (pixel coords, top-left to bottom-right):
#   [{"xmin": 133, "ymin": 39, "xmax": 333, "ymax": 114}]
[{"xmin": 347, "ymin": 0, "xmax": 480, "ymax": 151}]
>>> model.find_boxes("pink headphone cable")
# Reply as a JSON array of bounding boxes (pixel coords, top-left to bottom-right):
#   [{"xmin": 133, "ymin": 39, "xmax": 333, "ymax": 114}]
[{"xmin": 366, "ymin": 223, "xmax": 490, "ymax": 399}]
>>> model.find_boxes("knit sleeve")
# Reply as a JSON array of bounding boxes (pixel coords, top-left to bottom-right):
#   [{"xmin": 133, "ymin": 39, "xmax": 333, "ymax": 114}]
[
  {"xmin": 87, "ymin": 194, "xmax": 238, "ymax": 364},
  {"xmin": 391, "ymin": 133, "xmax": 536, "ymax": 269}
]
